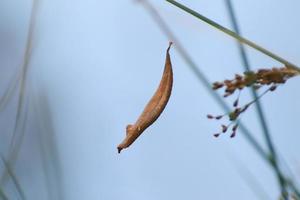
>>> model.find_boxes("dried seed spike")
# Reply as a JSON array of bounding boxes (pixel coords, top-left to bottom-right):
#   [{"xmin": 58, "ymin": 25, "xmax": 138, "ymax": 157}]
[
  {"xmin": 252, "ymin": 84, "xmax": 261, "ymax": 90},
  {"xmin": 221, "ymin": 125, "xmax": 228, "ymax": 133},
  {"xmin": 241, "ymin": 104, "xmax": 250, "ymax": 112},
  {"xmin": 232, "ymin": 124, "xmax": 239, "ymax": 131},
  {"xmin": 208, "ymin": 66, "xmax": 299, "ymax": 139},
  {"xmin": 224, "ymin": 93, "xmax": 231, "ymax": 97},
  {"xmin": 207, "ymin": 114, "xmax": 214, "ymax": 119},
  {"xmin": 234, "ymin": 108, "xmax": 241, "ymax": 114},
  {"xmin": 117, "ymin": 42, "xmax": 173, "ymax": 153},
  {"xmin": 233, "ymin": 99, "xmax": 239, "ymax": 107},
  {"xmin": 230, "ymin": 124, "xmax": 238, "ymax": 137},
  {"xmin": 230, "ymin": 132, "xmax": 236, "ymax": 138},
  {"xmin": 215, "ymin": 115, "xmax": 223, "ymax": 120},
  {"xmin": 270, "ymin": 85, "xmax": 277, "ymax": 91},
  {"xmin": 235, "ymin": 74, "xmax": 242, "ymax": 80},
  {"xmin": 212, "ymin": 82, "xmax": 224, "ymax": 90},
  {"xmin": 229, "ymin": 111, "xmax": 239, "ymax": 121}
]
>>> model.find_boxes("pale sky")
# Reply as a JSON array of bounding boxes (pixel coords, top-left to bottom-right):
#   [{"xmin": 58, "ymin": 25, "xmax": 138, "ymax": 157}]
[{"xmin": 0, "ymin": 0, "xmax": 300, "ymax": 199}]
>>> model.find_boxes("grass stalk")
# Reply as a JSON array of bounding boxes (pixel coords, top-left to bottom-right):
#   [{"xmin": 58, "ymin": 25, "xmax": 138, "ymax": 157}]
[
  {"xmin": 224, "ymin": 0, "xmax": 290, "ymax": 199},
  {"xmin": 230, "ymin": 156, "xmax": 272, "ymax": 200},
  {"xmin": 1, "ymin": 0, "xmax": 39, "ymax": 185},
  {"xmin": 165, "ymin": 0, "xmax": 300, "ymax": 73},
  {"xmin": 8, "ymin": 0, "xmax": 38, "ymax": 150},
  {"xmin": 0, "ymin": 188, "xmax": 8, "ymax": 200},
  {"xmin": 0, "ymin": 71, "xmax": 22, "ymax": 113},
  {"xmin": 32, "ymin": 89, "xmax": 65, "ymax": 200},
  {"xmin": 0, "ymin": 155, "xmax": 26, "ymax": 200}
]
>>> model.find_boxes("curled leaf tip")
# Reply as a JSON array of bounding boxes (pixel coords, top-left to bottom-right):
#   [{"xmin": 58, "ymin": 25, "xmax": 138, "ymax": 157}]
[
  {"xmin": 117, "ymin": 43, "xmax": 173, "ymax": 153},
  {"xmin": 168, "ymin": 41, "xmax": 173, "ymax": 47},
  {"xmin": 117, "ymin": 147, "xmax": 122, "ymax": 154}
]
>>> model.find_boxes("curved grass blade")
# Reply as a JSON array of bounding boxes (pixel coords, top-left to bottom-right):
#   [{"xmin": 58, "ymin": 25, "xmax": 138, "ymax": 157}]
[
  {"xmin": 0, "ymin": 155, "xmax": 26, "ymax": 200},
  {"xmin": 165, "ymin": 0, "xmax": 300, "ymax": 73}
]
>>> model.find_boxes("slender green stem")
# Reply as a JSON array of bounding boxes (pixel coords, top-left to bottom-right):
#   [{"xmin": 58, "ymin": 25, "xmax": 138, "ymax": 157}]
[
  {"xmin": 0, "ymin": 156, "xmax": 26, "ymax": 200},
  {"xmin": 0, "ymin": 71, "xmax": 22, "ymax": 113},
  {"xmin": 32, "ymin": 89, "xmax": 65, "ymax": 200},
  {"xmin": 1, "ymin": 0, "xmax": 39, "ymax": 184},
  {"xmin": 165, "ymin": 0, "xmax": 300, "ymax": 73},
  {"xmin": 8, "ymin": 0, "xmax": 38, "ymax": 154},
  {"xmin": 288, "ymin": 181, "xmax": 300, "ymax": 198},
  {"xmin": 0, "ymin": 188, "xmax": 8, "ymax": 200},
  {"xmin": 230, "ymin": 155, "xmax": 272, "ymax": 200},
  {"xmin": 224, "ymin": 1, "xmax": 290, "ymax": 199}
]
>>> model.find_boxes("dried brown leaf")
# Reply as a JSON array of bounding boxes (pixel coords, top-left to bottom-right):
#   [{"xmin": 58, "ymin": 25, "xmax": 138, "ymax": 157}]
[{"xmin": 117, "ymin": 42, "xmax": 173, "ymax": 153}]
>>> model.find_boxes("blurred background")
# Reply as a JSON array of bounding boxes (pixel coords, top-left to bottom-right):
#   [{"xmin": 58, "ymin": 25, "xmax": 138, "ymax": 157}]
[{"xmin": 0, "ymin": 0, "xmax": 300, "ymax": 199}]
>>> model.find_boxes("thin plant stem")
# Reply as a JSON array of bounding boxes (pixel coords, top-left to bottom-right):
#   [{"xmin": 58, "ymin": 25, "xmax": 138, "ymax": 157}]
[
  {"xmin": 229, "ymin": 155, "xmax": 272, "ymax": 200},
  {"xmin": 1, "ymin": 100, "xmax": 29, "ymax": 185},
  {"xmin": 224, "ymin": 0, "xmax": 290, "ymax": 199},
  {"xmin": 165, "ymin": 0, "xmax": 300, "ymax": 73},
  {"xmin": 0, "ymin": 188, "xmax": 8, "ymax": 200},
  {"xmin": 1, "ymin": 0, "xmax": 39, "ymax": 184},
  {"xmin": 8, "ymin": 0, "xmax": 38, "ymax": 151},
  {"xmin": 0, "ymin": 70, "xmax": 22, "ymax": 113},
  {"xmin": 0, "ymin": 155, "xmax": 26, "ymax": 200},
  {"xmin": 138, "ymin": 0, "xmax": 268, "ymax": 160},
  {"xmin": 32, "ymin": 88, "xmax": 65, "ymax": 200}
]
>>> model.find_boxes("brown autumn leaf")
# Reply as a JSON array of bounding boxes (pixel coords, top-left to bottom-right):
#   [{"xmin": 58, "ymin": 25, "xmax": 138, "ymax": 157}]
[{"xmin": 117, "ymin": 42, "xmax": 173, "ymax": 153}]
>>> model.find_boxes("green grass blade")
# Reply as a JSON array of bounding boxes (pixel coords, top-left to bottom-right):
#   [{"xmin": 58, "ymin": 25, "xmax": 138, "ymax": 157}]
[
  {"xmin": 0, "ymin": 156, "xmax": 26, "ymax": 200},
  {"xmin": 224, "ymin": 1, "xmax": 290, "ymax": 199},
  {"xmin": 1, "ymin": 0, "xmax": 39, "ymax": 187},
  {"xmin": 165, "ymin": 0, "xmax": 300, "ymax": 73},
  {"xmin": 0, "ymin": 187, "xmax": 8, "ymax": 200}
]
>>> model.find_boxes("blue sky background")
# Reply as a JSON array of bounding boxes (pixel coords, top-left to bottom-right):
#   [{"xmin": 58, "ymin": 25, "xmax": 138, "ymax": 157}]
[{"xmin": 0, "ymin": 0, "xmax": 300, "ymax": 199}]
